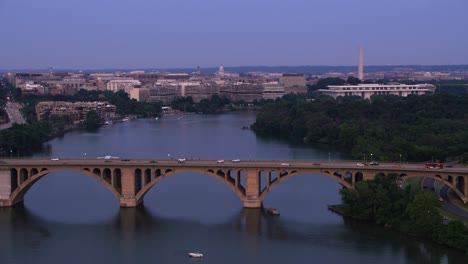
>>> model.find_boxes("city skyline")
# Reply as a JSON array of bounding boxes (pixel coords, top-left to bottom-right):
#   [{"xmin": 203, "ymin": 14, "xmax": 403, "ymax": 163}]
[{"xmin": 1, "ymin": 0, "xmax": 467, "ymax": 70}]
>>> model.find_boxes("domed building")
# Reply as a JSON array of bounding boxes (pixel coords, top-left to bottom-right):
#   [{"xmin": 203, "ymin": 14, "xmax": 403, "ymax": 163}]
[
  {"xmin": 215, "ymin": 65, "xmax": 238, "ymax": 77},
  {"xmin": 215, "ymin": 65, "xmax": 225, "ymax": 76}
]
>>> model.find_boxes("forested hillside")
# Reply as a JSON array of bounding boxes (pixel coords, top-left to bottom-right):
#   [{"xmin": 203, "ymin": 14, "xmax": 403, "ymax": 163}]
[{"xmin": 251, "ymin": 93, "xmax": 468, "ymax": 162}]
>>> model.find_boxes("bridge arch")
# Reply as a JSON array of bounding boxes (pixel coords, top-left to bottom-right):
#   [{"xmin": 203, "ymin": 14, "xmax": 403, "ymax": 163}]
[
  {"xmin": 456, "ymin": 176, "xmax": 465, "ymax": 195},
  {"xmin": 401, "ymin": 174, "xmax": 465, "ymax": 201},
  {"xmin": 134, "ymin": 168, "xmax": 246, "ymax": 205},
  {"xmin": 258, "ymin": 169, "xmax": 353, "ymax": 201},
  {"xmin": 8, "ymin": 167, "xmax": 122, "ymax": 205}
]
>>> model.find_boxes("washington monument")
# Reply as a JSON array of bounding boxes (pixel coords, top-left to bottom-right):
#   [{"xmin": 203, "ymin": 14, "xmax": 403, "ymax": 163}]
[{"xmin": 358, "ymin": 46, "xmax": 364, "ymax": 80}]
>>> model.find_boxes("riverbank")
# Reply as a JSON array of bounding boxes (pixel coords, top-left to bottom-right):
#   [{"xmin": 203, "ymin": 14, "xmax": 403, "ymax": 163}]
[
  {"xmin": 328, "ymin": 201, "xmax": 468, "ymax": 255},
  {"xmin": 327, "ymin": 204, "xmax": 350, "ymax": 216}
]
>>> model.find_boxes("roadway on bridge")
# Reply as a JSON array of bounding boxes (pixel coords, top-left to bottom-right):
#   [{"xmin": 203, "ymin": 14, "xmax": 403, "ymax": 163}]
[{"xmin": 2, "ymin": 158, "xmax": 468, "ymax": 174}]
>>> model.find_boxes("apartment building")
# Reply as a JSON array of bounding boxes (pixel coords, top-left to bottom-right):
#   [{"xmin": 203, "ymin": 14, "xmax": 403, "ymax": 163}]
[{"xmin": 36, "ymin": 101, "xmax": 116, "ymax": 123}]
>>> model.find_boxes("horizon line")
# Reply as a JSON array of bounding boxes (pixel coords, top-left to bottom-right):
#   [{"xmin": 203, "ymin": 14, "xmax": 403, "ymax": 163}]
[{"xmin": 2, "ymin": 64, "xmax": 468, "ymax": 72}]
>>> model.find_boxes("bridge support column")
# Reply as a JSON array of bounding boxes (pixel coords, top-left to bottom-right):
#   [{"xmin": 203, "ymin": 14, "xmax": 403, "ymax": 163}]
[
  {"xmin": 0, "ymin": 169, "xmax": 13, "ymax": 207},
  {"xmin": 362, "ymin": 172, "xmax": 375, "ymax": 181},
  {"xmin": 464, "ymin": 175, "xmax": 468, "ymax": 204},
  {"xmin": 119, "ymin": 168, "xmax": 140, "ymax": 207},
  {"xmin": 243, "ymin": 169, "xmax": 262, "ymax": 208}
]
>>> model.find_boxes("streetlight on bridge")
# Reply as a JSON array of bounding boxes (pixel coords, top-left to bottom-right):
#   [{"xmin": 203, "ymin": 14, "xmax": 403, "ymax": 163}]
[
  {"xmin": 10, "ymin": 149, "xmax": 12, "ymax": 159},
  {"xmin": 399, "ymin": 154, "xmax": 402, "ymax": 164},
  {"xmin": 370, "ymin": 153, "xmax": 373, "ymax": 162}
]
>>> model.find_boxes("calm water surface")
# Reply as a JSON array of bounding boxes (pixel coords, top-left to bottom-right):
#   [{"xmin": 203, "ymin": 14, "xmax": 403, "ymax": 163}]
[{"xmin": 0, "ymin": 112, "xmax": 466, "ymax": 264}]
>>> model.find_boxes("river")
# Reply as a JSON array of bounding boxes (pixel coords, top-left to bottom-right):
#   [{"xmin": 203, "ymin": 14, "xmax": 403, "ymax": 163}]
[{"xmin": 0, "ymin": 111, "xmax": 466, "ymax": 264}]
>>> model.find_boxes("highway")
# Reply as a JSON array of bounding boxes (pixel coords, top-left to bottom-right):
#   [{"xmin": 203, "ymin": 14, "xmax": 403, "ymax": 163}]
[
  {"xmin": 423, "ymin": 177, "xmax": 468, "ymax": 219},
  {"xmin": 0, "ymin": 102, "xmax": 26, "ymax": 130}
]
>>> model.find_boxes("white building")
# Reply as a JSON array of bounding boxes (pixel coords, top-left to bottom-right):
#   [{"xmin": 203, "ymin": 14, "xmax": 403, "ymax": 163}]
[
  {"xmin": 262, "ymin": 82, "xmax": 285, "ymax": 100},
  {"xmin": 129, "ymin": 87, "xmax": 150, "ymax": 102},
  {"xmin": 318, "ymin": 83, "xmax": 436, "ymax": 99},
  {"xmin": 106, "ymin": 79, "xmax": 141, "ymax": 93}
]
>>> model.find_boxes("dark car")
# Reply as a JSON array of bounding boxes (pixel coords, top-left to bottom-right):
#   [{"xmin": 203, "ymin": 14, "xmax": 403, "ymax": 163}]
[{"xmin": 369, "ymin": 161, "xmax": 379, "ymax": 166}]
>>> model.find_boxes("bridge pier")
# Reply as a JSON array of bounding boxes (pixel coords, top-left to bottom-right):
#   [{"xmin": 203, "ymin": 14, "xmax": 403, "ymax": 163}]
[
  {"xmin": 119, "ymin": 168, "xmax": 141, "ymax": 208},
  {"xmin": 464, "ymin": 175, "xmax": 468, "ymax": 203},
  {"xmin": 242, "ymin": 169, "xmax": 263, "ymax": 208},
  {"xmin": 0, "ymin": 169, "xmax": 13, "ymax": 207}
]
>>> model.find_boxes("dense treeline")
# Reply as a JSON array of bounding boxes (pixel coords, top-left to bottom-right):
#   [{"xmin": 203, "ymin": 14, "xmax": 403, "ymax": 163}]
[
  {"xmin": 251, "ymin": 93, "xmax": 468, "ymax": 162},
  {"xmin": 338, "ymin": 175, "xmax": 468, "ymax": 254},
  {"xmin": 0, "ymin": 122, "xmax": 55, "ymax": 156},
  {"xmin": 171, "ymin": 94, "xmax": 231, "ymax": 114}
]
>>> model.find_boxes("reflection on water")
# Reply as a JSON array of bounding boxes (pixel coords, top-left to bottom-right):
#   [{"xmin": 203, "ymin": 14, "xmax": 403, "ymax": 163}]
[{"xmin": 1, "ymin": 205, "xmax": 466, "ymax": 264}]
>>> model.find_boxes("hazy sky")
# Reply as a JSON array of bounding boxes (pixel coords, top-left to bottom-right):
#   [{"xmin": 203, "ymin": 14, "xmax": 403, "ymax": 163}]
[{"xmin": 1, "ymin": 0, "xmax": 467, "ymax": 69}]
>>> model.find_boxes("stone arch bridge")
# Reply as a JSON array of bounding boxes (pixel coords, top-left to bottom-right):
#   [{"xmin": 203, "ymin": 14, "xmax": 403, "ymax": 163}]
[{"xmin": 0, "ymin": 158, "xmax": 467, "ymax": 208}]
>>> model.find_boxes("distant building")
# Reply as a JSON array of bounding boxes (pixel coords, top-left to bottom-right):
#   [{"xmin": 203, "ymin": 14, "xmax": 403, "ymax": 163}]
[
  {"xmin": 183, "ymin": 83, "xmax": 219, "ymax": 103},
  {"xmin": 147, "ymin": 84, "xmax": 180, "ymax": 104},
  {"xmin": 129, "ymin": 87, "xmax": 150, "ymax": 102},
  {"xmin": 106, "ymin": 79, "xmax": 141, "ymax": 93},
  {"xmin": 35, "ymin": 101, "xmax": 116, "ymax": 123},
  {"xmin": 215, "ymin": 65, "xmax": 239, "ymax": 78},
  {"xmin": 220, "ymin": 83, "xmax": 263, "ymax": 103},
  {"xmin": 262, "ymin": 82, "xmax": 285, "ymax": 100},
  {"xmin": 280, "ymin": 74, "xmax": 306, "ymax": 87},
  {"xmin": 318, "ymin": 83, "xmax": 436, "ymax": 99}
]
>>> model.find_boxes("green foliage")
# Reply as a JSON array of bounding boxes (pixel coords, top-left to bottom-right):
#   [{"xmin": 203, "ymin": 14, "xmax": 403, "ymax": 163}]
[
  {"xmin": 405, "ymin": 190, "xmax": 442, "ymax": 238},
  {"xmin": 0, "ymin": 121, "xmax": 54, "ymax": 156},
  {"xmin": 437, "ymin": 220, "xmax": 468, "ymax": 254},
  {"xmin": 340, "ymin": 174, "xmax": 410, "ymax": 227},
  {"xmin": 346, "ymin": 76, "xmax": 361, "ymax": 85},
  {"xmin": 338, "ymin": 174, "xmax": 468, "ymax": 254},
  {"xmin": 252, "ymin": 92, "xmax": 468, "ymax": 162},
  {"xmin": 307, "ymin": 77, "xmax": 345, "ymax": 92},
  {"xmin": 83, "ymin": 110, "xmax": 100, "ymax": 131},
  {"xmin": 171, "ymin": 94, "xmax": 230, "ymax": 114}
]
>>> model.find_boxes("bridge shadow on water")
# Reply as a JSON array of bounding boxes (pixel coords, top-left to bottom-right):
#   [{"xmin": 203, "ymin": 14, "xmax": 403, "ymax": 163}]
[{"xmin": 1, "ymin": 204, "xmax": 467, "ymax": 264}]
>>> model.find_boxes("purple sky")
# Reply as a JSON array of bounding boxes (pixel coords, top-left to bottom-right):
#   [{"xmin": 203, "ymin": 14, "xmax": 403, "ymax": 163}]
[{"xmin": 1, "ymin": 0, "xmax": 467, "ymax": 69}]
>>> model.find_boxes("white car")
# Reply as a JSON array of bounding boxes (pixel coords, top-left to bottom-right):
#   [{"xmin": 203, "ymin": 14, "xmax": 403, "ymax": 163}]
[
  {"xmin": 281, "ymin": 163, "xmax": 291, "ymax": 166},
  {"xmin": 232, "ymin": 159, "xmax": 241, "ymax": 163},
  {"xmin": 51, "ymin": 158, "xmax": 59, "ymax": 161},
  {"xmin": 216, "ymin": 160, "xmax": 224, "ymax": 163},
  {"xmin": 356, "ymin": 163, "xmax": 366, "ymax": 167},
  {"xmin": 177, "ymin": 158, "xmax": 186, "ymax": 163}
]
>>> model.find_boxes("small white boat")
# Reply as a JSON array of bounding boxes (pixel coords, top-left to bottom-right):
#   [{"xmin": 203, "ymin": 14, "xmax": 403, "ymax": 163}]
[
  {"xmin": 267, "ymin": 208, "xmax": 280, "ymax": 216},
  {"xmin": 188, "ymin": 252, "xmax": 204, "ymax": 258}
]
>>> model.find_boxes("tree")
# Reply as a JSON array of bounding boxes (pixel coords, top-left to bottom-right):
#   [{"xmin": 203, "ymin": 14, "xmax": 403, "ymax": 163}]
[
  {"xmin": 83, "ymin": 110, "xmax": 100, "ymax": 131},
  {"xmin": 346, "ymin": 76, "xmax": 361, "ymax": 85},
  {"xmin": 405, "ymin": 190, "xmax": 442, "ymax": 238}
]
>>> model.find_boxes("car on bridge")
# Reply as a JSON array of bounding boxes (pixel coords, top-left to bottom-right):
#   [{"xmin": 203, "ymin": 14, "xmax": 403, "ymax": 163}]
[
  {"xmin": 177, "ymin": 158, "xmax": 186, "ymax": 163},
  {"xmin": 281, "ymin": 163, "xmax": 291, "ymax": 166},
  {"xmin": 356, "ymin": 163, "xmax": 366, "ymax": 167},
  {"xmin": 232, "ymin": 159, "xmax": 241, "ymax": 163},
  {"xmin": 370, "ymin": 161, "xmax": 379, "ymax": 166},
  {"xmin": 216, "ymin": 160, "xmax": 224, "ymax": 163}
]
